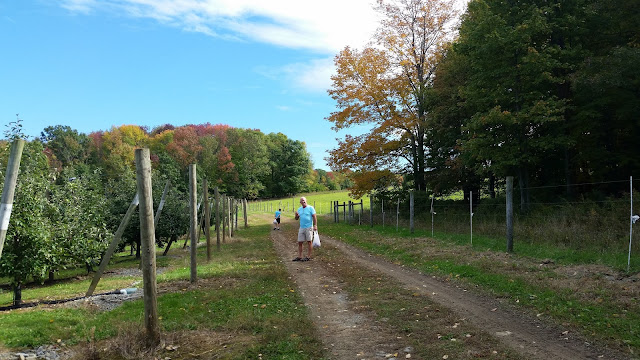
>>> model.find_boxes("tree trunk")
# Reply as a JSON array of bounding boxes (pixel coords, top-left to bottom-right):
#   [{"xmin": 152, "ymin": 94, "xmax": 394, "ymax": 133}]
[
  {"xmin": 416, "ymin": 128, "xmax": 426, "ymax": 192},
  {"xmin": 13, "ymin": 282, "xmax": 22, "ymax": 307},
  {"xmin": 48, "ymin": 270, "xmax": 55, "ymax": 283},
  {"xmin": 489, "ymin": 172, "xmax": 496, "ymax": 199}
]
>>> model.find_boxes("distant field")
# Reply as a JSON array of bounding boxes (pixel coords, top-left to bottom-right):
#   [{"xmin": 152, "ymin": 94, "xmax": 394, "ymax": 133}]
[{"xmin": 248, "ymin": 190, "xmax": 370, "ymax": 215}]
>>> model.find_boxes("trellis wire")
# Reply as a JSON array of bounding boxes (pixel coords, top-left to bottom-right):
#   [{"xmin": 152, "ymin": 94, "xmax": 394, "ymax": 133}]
[{"xmin": 339, "ymin": 176, "xmax": 637, "ymax": 271}]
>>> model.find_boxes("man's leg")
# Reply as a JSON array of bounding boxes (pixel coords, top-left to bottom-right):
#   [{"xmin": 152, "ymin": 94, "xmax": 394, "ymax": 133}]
[{"xmin": 298, "ymin": 242, "xmax": 303, "ymax": 258}]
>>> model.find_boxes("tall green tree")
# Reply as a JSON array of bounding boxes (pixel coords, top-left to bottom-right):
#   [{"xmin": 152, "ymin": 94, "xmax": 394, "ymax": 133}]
[
  {"xmin": 454, "ymin": 0, "xmax": 572, "ymax": 208},
  {"xmin": 0, "ymin": 141, "xmax": 50, "ymax": 306},
  {"xmin": 47, "ymin": 167, "xmax": 111, "ymax": 277},
  {"xmin": 263, "ymin": 133, "xmax": 311, "ymax": 198},
  {"xmin": 40, "ymin": 125, "xmax": 89, "ymax": 170},
  {"xmin": 226, "ymin": 128, "xmax": 269, "ymax": 199},
  {"xmin": 152, "ymin": 172, "xmax": 189, "ymax": 254},
  {"xmin": 569, "ymin": 0, "xmax": 640, "ymax": 186}
]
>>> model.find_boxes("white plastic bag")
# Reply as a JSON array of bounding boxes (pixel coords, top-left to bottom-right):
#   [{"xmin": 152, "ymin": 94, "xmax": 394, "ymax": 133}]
[
  {"xmin": 273, "ymin": 219, "xmax": 277, "ymax": 225},
  {"xmin": 312, "ymin": 231, "xmax": 321, "ymax": 248}
]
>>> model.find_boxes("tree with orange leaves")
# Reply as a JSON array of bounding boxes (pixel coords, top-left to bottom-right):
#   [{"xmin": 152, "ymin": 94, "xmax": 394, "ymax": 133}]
[{"xmin": 327, "ymin": 0, "xmax": 458, "ymax": 196}]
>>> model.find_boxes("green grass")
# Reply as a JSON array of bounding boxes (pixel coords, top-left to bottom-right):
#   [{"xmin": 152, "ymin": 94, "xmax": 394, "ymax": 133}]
[
  {"xmin": 248, "ymin": 190, "xmax": 369, "ymax": 216},
  {"xmin": 0, "ymin": 220, "xmax": 326, "ymax": 359},
  {"xmin": 320, "ymin": 218, "xmax": 640, "ymax": 353},
  {"xmin": 0, "ymin": 250, "xmax": 174, "ymax": 306}
]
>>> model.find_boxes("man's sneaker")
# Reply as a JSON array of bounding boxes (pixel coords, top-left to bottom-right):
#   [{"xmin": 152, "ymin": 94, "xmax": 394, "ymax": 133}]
[{"xmin": 292, "ymin": 257, "xmax": 302, "ymax": 261}]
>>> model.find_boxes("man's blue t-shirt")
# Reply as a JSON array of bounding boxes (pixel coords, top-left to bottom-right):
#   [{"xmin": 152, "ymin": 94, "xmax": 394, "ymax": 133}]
[
  {"xmin": 275, "ymin": 210, "xmax": 281, "ymax": 219},
  {"xmin": 297, "ymin": 205, "xmax": 316, "ymax": 228}
]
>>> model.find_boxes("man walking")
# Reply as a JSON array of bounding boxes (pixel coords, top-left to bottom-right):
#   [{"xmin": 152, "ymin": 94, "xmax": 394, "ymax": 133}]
[
  {"xmin": 293, "ymin": 197, "xmax": 317, "ymax": 261},
  {"xmin": 274, "ymin": 208, "xmax": 281, "ymax": 230}
]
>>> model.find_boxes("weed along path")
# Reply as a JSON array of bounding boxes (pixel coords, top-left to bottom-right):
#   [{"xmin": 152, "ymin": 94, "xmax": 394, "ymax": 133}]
[{"xmin": 271, "ymin": 217, "xmax": 627, "ymax": 360}]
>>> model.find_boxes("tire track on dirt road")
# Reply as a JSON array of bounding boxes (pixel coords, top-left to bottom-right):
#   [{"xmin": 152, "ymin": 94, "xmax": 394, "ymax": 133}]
[
  {"xmin": 269, "ymin": 213, "xmax": 630, "ymax": 359},
  {"xmin": 271, "ymin": 224, "xmax": 410, "ymax": 359},
  {"xmin": 323, "ymin": 234, "xmax": 630, "ymax": 360}
]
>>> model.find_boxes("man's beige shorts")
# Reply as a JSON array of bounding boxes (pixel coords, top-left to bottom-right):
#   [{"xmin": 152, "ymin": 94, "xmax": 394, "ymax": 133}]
[{"xmin": 297, "ymin": 227, "xmax": 313, "ymax": 242}]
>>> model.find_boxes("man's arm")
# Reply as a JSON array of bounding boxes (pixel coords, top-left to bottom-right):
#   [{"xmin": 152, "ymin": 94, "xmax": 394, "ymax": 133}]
[{"xmin": 312, "ymin": 214, "xmax": 317, "ymax": 231}]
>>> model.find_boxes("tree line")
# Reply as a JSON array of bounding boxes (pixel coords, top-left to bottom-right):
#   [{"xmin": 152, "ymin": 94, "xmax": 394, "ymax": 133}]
[
  {"xmin": 327, "ymin": 0, "xmax": 639, "ymax": 206},
  {"xmin": 0, "ymin": 122, "xmax": 351, "ymax": 306}
]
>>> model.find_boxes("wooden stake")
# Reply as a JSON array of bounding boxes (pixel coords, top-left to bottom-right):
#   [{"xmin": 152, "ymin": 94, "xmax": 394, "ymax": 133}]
[
  {"xmin": 86, "ymin": 193, "xmax": 138, "ymax": 296},
  {"xmin": 506, "ymin": 176, "xmax": 514, "ymax": 253},
  {"xmin": 135, "ymin": 148, "xmax": 160, "ymax": 346},
  {"xmin": 204, "ymin": 179, "xmax": 211, "ymax": 262},
  {"xmin": 410, "ymin": 191, "xmax": 414, "ymax": 234},
  {"xmin": 215, "ymin": 187, "xmax": 221, "ymax": 251},
  {"xmin": 243, "ymin": 198, "xmax": 248, "ymax": 228},
  {"xmin": 189, "ymin": 164, "xmax": 197, "ymax": 283},
  {"xmin": 222, "ymin": 194, "xmax": 226, "ymax": 243},
  {"xmin": 154, "ymin": 180, "xmax": 171, "ymax": 228}
]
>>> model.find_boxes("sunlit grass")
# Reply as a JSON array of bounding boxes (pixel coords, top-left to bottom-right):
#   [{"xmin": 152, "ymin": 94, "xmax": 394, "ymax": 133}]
[
  {"xmin": 0, "ymin": 223, "xmax": 326, "ymax": 358},
  {"xmin": 248, "ymin": 190, "xmax": 370, "ymax": 219}
]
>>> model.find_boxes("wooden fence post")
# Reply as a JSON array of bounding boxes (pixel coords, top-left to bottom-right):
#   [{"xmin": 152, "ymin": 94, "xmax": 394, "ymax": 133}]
[
  {"xmin": 410, "ymin": 191, "xmax": 414, "ymax": 234},
  {"xmin": 222, "ymin": 194, "xmax": 227, "ymax": 243},
  {"xmin": 229, "ymin": 197, "xmax": 233, "ymax": 237},
  {"xmin": 342, "ymin": 201, "xmax": 346, "ymax": 222},
  {"xmin": 506, "ymin": 176, "xmax": 514, "ymax": 253},
  {"xmin": 189, "ymin": 164, "xmax": 198, "ymax": 283},
  {"xmin": 215, "ymin": 187, "xmax": 221, "ymax": 251},
  {"xmin": 135, "ymin": 148, "xmax": 160, "ymax": 346},
  {"xmin": 370, "ymin": 196, "xmax": 373, "ymax": 227},
  {"xmin": 430, "ymin": 194, "xmax": 435, "ymax": 237},
  {"xmin": 203, "ymin": 179, "xmax": 211, "ymax": 262},
  {"xmin": 243, "ymin": 198, "xmax": 248, "ymax": 228},
  {"xmin": 0, "ymin": 139, "xmax": 25, "ymax": 260}
]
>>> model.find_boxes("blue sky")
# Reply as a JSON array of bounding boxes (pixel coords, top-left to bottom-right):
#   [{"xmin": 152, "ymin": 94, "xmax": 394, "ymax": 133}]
[{"xmin": 1, "ymin": 0, "xmax": 465, "ymax": 170}]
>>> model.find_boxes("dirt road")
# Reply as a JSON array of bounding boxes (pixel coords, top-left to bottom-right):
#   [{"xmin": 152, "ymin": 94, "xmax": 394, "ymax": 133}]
[{"xmin": 271, "ymin": 218, "xmax": 629, "ymax": 360}]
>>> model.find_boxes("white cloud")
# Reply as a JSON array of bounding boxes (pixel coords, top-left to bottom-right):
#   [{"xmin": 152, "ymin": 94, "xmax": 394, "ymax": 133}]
[
  {"xmin": 276, "ymin": 105, "xmax": 292, "ymax": 111},
  {"xmin": 254, "ymin": 57, "xmax": 334, "ymax": 93},
  {"xmin": 58, "ymin": 0, "xmax": 468, "ymax": 93},
  {"xmin": 284, "ymin": 58, "xmax": 335, "ymax": 92},
  {"xmin": 59, "ymin": 0, "xmax": 380, "ymax": 53},
  {"xmin": 60, "ymin": 0, "xmax": 99, "ymax": 14}
]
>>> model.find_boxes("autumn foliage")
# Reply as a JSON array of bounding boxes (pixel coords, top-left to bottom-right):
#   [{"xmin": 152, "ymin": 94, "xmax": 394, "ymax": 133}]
[{"xmin": 327, "ymin": 0, "xmax": 459, "ymax": 195}]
